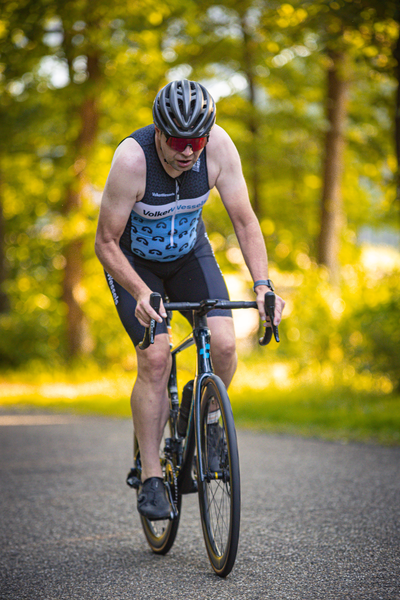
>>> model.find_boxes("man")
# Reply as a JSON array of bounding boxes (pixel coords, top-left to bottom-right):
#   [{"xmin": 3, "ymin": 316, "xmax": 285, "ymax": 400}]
[{"xmin": 95, "ymin": 79, "xmax": 285, "ymax": 520}]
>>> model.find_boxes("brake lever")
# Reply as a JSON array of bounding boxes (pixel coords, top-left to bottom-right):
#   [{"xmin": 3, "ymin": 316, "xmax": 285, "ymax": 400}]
[
  {"xmin": 259, "ymin": 291, "xmax": 280, "ymax": 346},
  {"xmin": 138, "ymin": 292, "xmax": 162, "ymax": 350}
]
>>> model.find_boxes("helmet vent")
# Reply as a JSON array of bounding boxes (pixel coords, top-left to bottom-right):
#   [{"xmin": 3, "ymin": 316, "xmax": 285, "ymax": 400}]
[{"xmin": 153, "ymin": 79, "xmax": 216, "ymax": 139}]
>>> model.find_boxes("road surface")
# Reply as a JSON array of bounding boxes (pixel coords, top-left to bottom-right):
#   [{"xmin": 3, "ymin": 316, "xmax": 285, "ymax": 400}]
[{"xmin": 0, "ymin": 412, "xmax": 399, "ymax": 599}]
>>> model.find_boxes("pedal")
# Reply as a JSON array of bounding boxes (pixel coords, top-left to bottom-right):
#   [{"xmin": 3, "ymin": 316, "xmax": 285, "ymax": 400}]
[{"xmin": 126, "ymin": 467, "xmax": 141, "ymax": 489}]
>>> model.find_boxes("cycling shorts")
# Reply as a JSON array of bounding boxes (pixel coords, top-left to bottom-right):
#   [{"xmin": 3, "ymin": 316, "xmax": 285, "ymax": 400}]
[{"xmin": 105, "ymin": 224, "xmax": 232, "ymax": 347}]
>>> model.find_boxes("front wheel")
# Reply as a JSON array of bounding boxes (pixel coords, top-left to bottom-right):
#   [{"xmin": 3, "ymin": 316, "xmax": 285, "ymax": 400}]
[
  {"xmin": 197, "ymin": 376, "xmax": 241, "ymax": 577},
  {"xmin": 134, "ymin": 425, "xmax": 181, "ymax": 555}
]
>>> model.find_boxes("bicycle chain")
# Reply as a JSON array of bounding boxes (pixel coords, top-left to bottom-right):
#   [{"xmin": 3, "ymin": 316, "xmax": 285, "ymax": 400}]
[{"xmin": 166, "ymin": 457, "xmax": 178, "ymax": 508}]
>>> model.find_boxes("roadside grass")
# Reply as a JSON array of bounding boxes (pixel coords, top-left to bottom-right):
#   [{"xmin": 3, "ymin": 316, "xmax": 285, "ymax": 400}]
[
  {"xmin": 231, "ymin": 386, "xmax": 400, "ymax": 446},
  {"xmin": 1, "ymin": 365, "xmax": 399, "ymax": 446}
]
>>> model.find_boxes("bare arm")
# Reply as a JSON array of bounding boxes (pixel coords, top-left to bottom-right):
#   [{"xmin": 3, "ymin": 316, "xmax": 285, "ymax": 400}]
[
  {"xmin": 95, "ymin": 139, "xmax": 166, "ymax": 326},
  {"xmin": 209, "ymin": 127, "xmax": 285, "ymax": 324}
]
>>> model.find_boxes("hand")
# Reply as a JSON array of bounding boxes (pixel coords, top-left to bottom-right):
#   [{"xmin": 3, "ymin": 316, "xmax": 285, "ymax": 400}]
[
  {"xmin": 255, "ymin": 287, "xmax": 285, "ymax": 327},
  {"xmin": 135, "ymin": 290, "xmax": 167, "ymax": 327}
]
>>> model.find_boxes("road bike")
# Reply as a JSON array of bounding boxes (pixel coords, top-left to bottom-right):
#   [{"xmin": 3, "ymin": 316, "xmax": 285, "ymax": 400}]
[{"xmin": 127, "ymin": 291, "xmax": 279, "ymax": 577}]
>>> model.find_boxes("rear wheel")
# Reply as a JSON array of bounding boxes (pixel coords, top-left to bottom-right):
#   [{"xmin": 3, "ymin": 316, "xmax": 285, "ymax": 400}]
[
  {"xmin": 134, "ymin": 420, "xmax": 181, "ymax": 554},
  {"xmin": 197, "ymin": 376, "xmax": 241, "ymax": 577}
]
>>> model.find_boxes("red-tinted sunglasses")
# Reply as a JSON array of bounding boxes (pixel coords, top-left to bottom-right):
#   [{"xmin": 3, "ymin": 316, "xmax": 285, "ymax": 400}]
[{"xmin": 165, "ymin": 136, "xmax": 208, "ymax": 152}]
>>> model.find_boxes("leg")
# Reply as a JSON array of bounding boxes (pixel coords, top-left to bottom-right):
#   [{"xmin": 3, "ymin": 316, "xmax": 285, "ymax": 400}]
[
  {"xmin": 132, "ymin": 333, "xmax": 171, "ymax": 482},
  {"xmin": 208, "ymin": 316, "xmax": 237, "ymax": 388},
  {"xmin": 104, "ymin": 261, "xmax": 171, "ymax": 482}
]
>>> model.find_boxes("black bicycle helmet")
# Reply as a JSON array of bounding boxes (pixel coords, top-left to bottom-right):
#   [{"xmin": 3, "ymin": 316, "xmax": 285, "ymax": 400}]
[{"xmin": 153, "ymin": 79, "xmax": 216, "ymax": 138}]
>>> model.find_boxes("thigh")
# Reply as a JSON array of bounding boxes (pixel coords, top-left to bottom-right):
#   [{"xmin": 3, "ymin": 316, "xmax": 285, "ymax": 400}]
[
  {"xmin": 208, "ymin": 316, "xmax": 236, "ymax": 350},
  {"xmin": 105, "ymin": 258, "xmax": 167, "ymax": 347}
]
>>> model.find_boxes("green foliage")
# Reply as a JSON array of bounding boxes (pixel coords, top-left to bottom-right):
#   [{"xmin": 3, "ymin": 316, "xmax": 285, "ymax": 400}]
[
  {"xmin": 231, "ymin": 385, "xmax": 400, "ymax": 445},
  {"xmin": 0, "ymin": 0, "xmax": 398, "ymax": 396},
  {"xmin": 340, "ymin": 271, "xmax": 400, "ymax": 391}
]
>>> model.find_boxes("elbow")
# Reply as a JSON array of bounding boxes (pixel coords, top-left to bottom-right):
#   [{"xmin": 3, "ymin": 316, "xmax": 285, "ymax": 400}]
[
  {"xmin": 94, "ymin": 235, "xmax": 107, "ymax": 264},
  {"xmin": 94, "ymin": 233, "xmax": 120, "ymax": 266}
]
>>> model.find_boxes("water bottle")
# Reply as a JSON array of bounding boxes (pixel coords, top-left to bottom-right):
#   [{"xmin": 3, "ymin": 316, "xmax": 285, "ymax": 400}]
[{"xmin": 177, "ymin": 380, "xmax": 194, "ymax": 437}]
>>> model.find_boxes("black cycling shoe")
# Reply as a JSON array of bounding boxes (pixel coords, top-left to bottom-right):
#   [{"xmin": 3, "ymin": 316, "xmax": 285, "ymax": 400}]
[
  {"xmin": 137, "ymin": 477, "xmax": 173, "ymax": 521},
  {"xmin": 207, "ymin": 422, "xmax": 227, "ymax": 472}
]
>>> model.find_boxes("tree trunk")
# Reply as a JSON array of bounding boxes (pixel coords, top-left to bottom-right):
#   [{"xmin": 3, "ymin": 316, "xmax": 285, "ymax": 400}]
[
  {"xmin": 0, "ymin": 168, "xmax": 8, "ymax": 313},
  {"xmin": 242, "ymin": 17, "xmax": 261, "ymax": 216},
  {"xmin": 394, "ymin": 25, "xmax": 400, "ymax": 214},
  {"xmin": 317, "ymin": 50, "xmax": 349, "ymax": 284},
  {"xmin": 62, "ymin": 55, "xmax": 100, "ymax": 358}
]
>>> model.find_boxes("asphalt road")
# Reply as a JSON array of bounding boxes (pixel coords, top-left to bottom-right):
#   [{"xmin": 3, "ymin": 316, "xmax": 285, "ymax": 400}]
[{"xmin": 0, "ymin": 412, "xmax": 399, "ymax": 600}]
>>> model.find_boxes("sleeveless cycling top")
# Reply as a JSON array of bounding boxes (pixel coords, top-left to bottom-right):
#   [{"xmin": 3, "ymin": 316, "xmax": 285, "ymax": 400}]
[{"xmin": 120, "ymin": 124, "xmax": 210, "ymax": 262}]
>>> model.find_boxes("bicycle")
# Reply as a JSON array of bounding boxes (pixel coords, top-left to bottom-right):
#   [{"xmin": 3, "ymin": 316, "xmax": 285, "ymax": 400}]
[{"xmin": 127, "ymin": 291, "xmax": 279, "ymax": 577}]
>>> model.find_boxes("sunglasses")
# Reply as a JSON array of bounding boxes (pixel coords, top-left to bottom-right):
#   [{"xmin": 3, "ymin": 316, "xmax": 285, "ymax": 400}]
[{"xmin": 165, "ymin": 135, "xmax": 208, "ymax": 152}]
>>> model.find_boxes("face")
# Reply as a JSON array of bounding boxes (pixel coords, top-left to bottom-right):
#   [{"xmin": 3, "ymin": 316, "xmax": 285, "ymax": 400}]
[{"xmin": 155, "ymin": 128, "xmax": 205, "ymax": 173}]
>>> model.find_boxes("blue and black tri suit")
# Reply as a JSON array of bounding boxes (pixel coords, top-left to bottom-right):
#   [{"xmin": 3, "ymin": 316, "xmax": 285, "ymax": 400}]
[{"xmin": 106, "ymin": 125, "xmax": 231, "ymax": 346}]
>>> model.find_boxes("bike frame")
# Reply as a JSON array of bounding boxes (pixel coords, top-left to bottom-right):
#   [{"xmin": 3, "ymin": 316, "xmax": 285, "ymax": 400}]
[
  {"xmin": 141, "ymin": 294, "xmax": 279, "ymax": 496},
  {"xmin": 167, "ymin": 309, "xmax": 218, "ymax": 493}
]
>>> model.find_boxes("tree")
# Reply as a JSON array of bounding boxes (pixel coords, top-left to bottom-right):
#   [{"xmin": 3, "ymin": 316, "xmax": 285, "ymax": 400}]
[
  {"xmin": 394, "ymin": 10, "xmax": 400, "ymax": 209},
  {"xmin": 300, "ymin": 0, "xmax": 399, "ymax": 280},
  {"xmin": 0, "ymin": 0, "xmax": 196, "ymax": 362},
  {"xmin": 317, "ymin": 49, "xmax": 349, "ymax": 283}
]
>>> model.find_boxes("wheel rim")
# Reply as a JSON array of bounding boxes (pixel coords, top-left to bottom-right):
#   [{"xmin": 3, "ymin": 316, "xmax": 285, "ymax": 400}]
[
  {"xmin": 201, "ymin": 389, "xmax": 233, "ymax": 560},
  {"xmin": 135, "ymin": 424, "xmax": 180, "ymax": 549}
]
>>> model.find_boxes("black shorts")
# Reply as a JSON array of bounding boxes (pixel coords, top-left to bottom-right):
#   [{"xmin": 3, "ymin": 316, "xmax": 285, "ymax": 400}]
[{"xmin": 105, "ymin": 225, "xmax": 232, "ymax": 347}]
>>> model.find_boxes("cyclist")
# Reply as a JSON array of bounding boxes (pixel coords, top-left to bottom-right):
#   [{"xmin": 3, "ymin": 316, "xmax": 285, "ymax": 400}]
[{"xmin": 95, "ymin": 79, "xmax": 285, "ymax": 520}]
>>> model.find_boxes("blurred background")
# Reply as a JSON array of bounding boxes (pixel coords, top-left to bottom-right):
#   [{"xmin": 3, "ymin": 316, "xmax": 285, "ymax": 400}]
[{"xmin": 0, "ymin": 0, "xmax": 399, "ymax": 443}]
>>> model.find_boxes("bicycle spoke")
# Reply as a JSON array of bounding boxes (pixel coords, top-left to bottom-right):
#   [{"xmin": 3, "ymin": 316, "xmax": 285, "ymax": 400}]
[
  {"xmin": 210, "ymin": 481, "xmax": 230, "ymax": 552},
  {"xmin": 198, "ymin": 376, "xmax": 241, "ymax": 576},
  {"xmin": 205, "ymin": 430, "xmax": 232, "ymax": 557}
]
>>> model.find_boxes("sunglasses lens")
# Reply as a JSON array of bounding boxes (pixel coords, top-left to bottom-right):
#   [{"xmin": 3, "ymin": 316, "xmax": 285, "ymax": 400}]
[{"xmin": 166, "ymin": 137, "xmax": 207, "ymax": 151}]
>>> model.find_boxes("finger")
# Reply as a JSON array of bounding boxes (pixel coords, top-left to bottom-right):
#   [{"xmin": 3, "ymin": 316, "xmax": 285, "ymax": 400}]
[
  {"xmin": 136, "ymin": 306, "xmax": 153, "ymax": 327},
  {"xmin": 138, "ymin": 301, "xmax": 163, "ymax": 324},
  {"xmin": 159, "ymin": 298, "xmax": 167, "ymax": 319},
  {"xmin": 137, "ymin": 314, "xmax": 151, "ymax": 328},
  {"xmin": 273, "ymin": 297, "xmax": 285, "ymax": 325},
  {"xmin": 150, "ymin": 308, "xmax": 163, "ymax": 324}
]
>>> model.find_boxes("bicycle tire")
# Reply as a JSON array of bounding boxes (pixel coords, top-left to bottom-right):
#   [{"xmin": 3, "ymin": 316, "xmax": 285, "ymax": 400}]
[
  {"xmin": 197, "ymin": 375, "xmax": 241, "ymax": 577},
  {"xmin": 134, "ymin": 422, "xmax": 182, "ymax": 555}
]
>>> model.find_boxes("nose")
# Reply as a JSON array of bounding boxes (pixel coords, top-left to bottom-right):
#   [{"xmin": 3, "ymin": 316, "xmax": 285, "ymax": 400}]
[{"xmin": 182, "ymin": 144, "xmax": 194, "ymax": 156}]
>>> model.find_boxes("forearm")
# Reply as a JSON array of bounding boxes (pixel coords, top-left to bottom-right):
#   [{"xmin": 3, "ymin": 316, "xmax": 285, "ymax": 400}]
[{"xmin": 234, "ymin": 218, "xmax": 270, "ymax": 283}]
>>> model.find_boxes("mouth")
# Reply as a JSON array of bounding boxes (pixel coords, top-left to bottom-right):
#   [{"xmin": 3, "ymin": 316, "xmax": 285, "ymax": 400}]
[{"xmin": 176, "ymin": 158, "xmax": 193, "ymax": 168}]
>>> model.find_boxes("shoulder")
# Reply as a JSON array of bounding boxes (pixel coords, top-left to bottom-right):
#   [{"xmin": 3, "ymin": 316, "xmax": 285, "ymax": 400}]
[
  {"xmin": 206, "ymin": 124, "xmax": 243, "ymax": 187},
  {"xmin": 103, "ymin": 137, "xmax": 147, "ymax": 204},
  {"xmin": 110, "ymin": 137, "xmax": 146, "ymax": 179},
  {"xmin": 207, "ymin": 124, "xmax": 236, "ymax": 153}
]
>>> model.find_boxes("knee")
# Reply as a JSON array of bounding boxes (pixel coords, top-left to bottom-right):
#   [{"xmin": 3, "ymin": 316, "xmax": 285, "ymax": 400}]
[
  {"xmin": 136, "ymin": 343, "xmax": 171, "ymax": 384},
  {"xmin": 212, "ymin": 333, "xmax": 237, "ymax": 370}
]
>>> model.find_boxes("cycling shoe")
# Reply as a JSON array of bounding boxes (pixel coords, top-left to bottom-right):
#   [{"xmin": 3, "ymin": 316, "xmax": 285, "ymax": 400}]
[{"xmin": 137, "ymin": 477, "xmax": 172, "ymax": 521}]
